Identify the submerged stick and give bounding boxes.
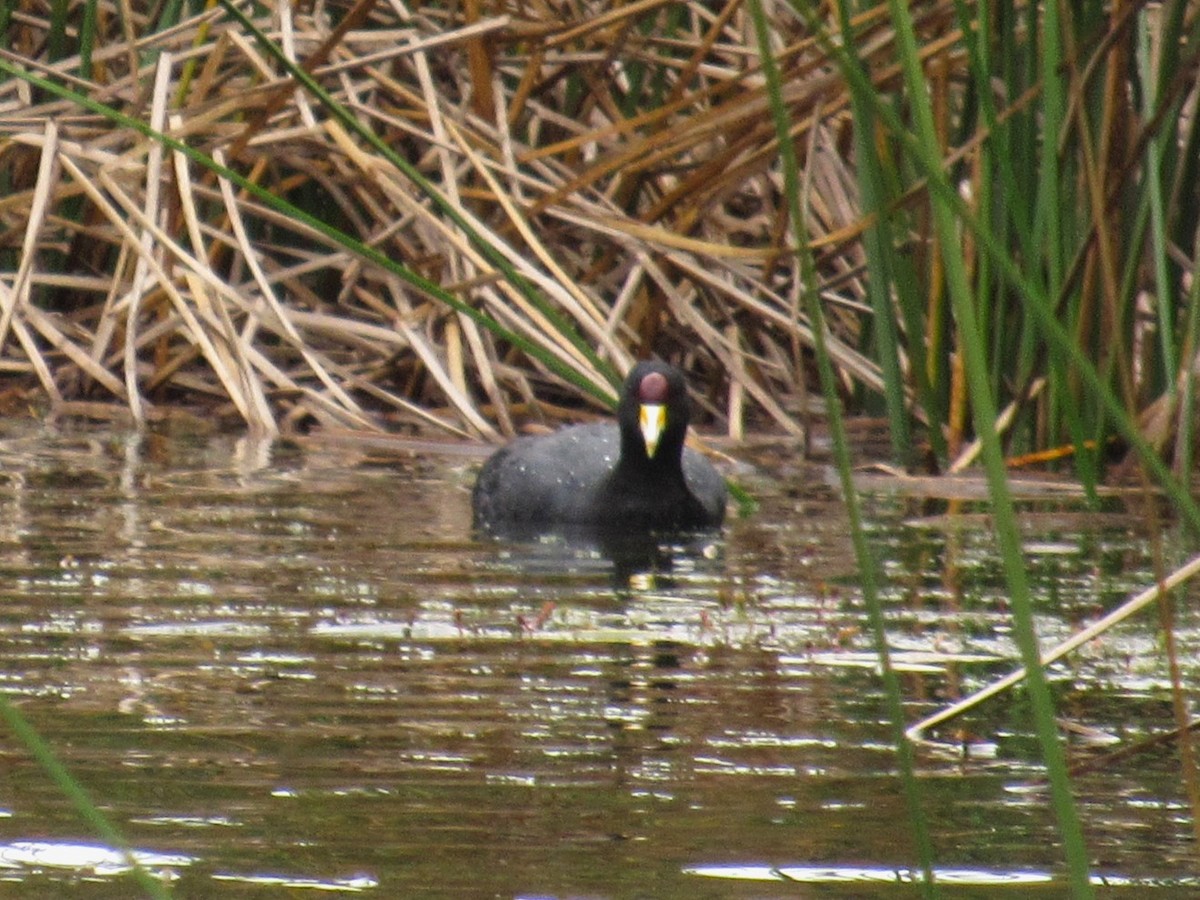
[906,552,1200,742]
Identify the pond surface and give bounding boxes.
[0,421,1197,898]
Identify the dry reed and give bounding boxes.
[0,0,892,439]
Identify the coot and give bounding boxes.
[472,361,727,534]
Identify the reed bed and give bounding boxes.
[2,0,1197,478]
[0,0,883,441]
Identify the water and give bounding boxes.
[0,421,1196,897]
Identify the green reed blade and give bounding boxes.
[749,0,938,895]
[0,695,173,900]
[881,0,1093,892]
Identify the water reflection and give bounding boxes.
[476,523,726,588]
[0,841,193,878]
[0,423,1194,897]
[686,862,1200,890]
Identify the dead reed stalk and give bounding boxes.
[0,1,923,439]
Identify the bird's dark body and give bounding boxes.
[471,362,727,535]
[472,421,725,530]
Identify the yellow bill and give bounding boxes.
[639,403,666,458]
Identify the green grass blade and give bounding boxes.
[0,695,173,899]
[47,0,71,63]
[79,0,99,80]
[882,0,1094,891]
[749,0,938,894]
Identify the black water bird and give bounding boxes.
[472,361,727,535]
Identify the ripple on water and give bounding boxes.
[0,425,1192,896]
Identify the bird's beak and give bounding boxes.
[639,403,666,458]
